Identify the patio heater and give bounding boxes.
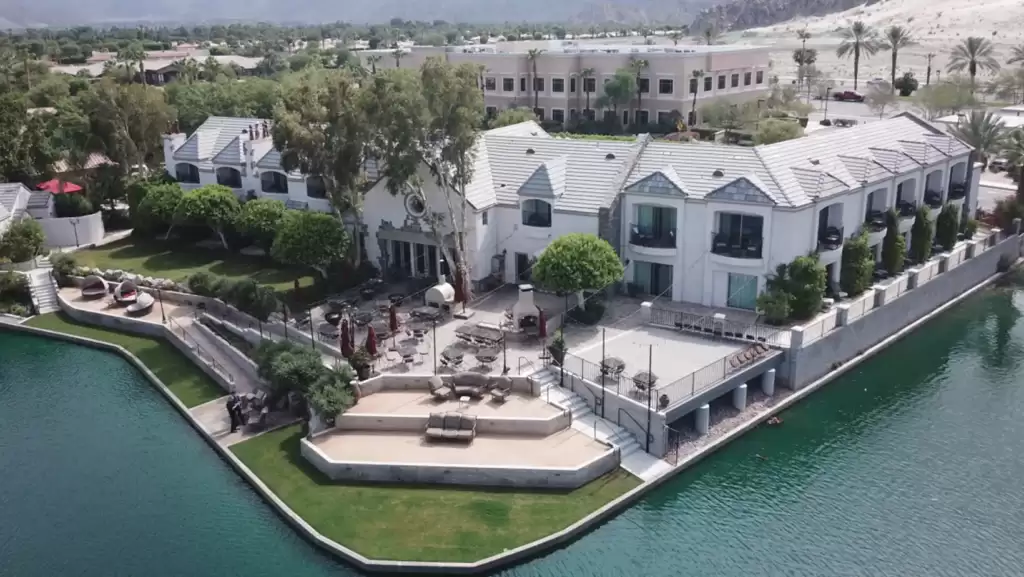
[645,344,653,453]
[432,318,438,375]
[157,289,166,324]
[307,307,315,349]
[502,327,509,375]
[600,328,606,418]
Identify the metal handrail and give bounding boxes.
[168,316,234,384]
[617,406,654,446]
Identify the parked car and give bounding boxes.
[832,90,865,102]
[989,158,1008,172]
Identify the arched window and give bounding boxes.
[521,199,552,228]
[306,176,327,199]
[215,167,242,188]
[260,171,288,194]
[174,163,199,184]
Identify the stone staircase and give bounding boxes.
[529,367,672,481]
[28,270,59,314]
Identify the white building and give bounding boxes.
[162,113,976,311]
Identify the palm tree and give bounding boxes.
[629,57,649,127]
[117,43,147,84]
[366,54,382,75]
[202,56,223,81]
[669,30,684,46]
[596,71,635,132]
[702,25,719,46]
[690,69,705,126]
[881,26,915,93]
[836,21,881,90]
[926,52,936,85]
[581,67,596,119]
[1009,45,1024,65]
[176,58,200,83]
[392,49,404,68]
[951,111,1006,169]
[527,48,543,110]
[1000,128,1024,202]
[797,28,811,53]
[947,37,1000,93]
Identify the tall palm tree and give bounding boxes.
[629,57,649,127]
[947,37,1000,93]
[952,111,1006,168]
[881,26,915,93]
[668,31,683,46]
[797,28,811,53]
[1009,45,1024,66]
[690,69,705,126]
[702,25,719,46]
[527,48,543,110]
[366,54,382,75]
[175,58,200,83]
[117,43,147,84]
[581,67,596,119]
[926,52,936,85]
[391,49,404,68]
[836,21,880,90]
[1000,128,1024,202]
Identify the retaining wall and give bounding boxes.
[335,411,571,436]
[784,233,1022,388]
[300,436,618,489]
[38,211,105,248]
[356,373,538,396]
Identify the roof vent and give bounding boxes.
[810,159,820,165]
[712,169,724,177]
[526,148,535,155]
[605,153,616,160]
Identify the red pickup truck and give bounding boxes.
[832,90,865,102]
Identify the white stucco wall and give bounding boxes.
[499,207,598,282]
[37,211,105,248]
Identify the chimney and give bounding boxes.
[240,129,254,173]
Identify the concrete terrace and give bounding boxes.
[311,428,607,467]
[350,389,558,418]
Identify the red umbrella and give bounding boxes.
[538,309,547,339]
[37,179,83,194]
[340,320,352,358]
[389,304,399,333]
[365,325,378,357]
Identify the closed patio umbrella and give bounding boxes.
[365,325,378,357]
[389,304,399,333]
[340,319,352,358]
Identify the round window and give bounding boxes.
[405,193,426,217]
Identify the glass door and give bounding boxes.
[727,273,759,310]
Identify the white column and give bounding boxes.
[695,404,710,436]
[732,383,747,411]
[762,369,776,396]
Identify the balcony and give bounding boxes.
[947,182,967,201]
[710,232,763,263]
[897,200,917,232]
[628,224,677,256]
[864,210,887,244]
[816,226,844,263]
[924,190,943,210]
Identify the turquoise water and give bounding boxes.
[4,285,1024,576]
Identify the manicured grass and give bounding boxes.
[26,312,225,408]
[74,238,316,294]
[231,425,641,563]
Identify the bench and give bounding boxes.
[425,412,477,442]
[448,371,492,398]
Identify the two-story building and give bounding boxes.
[162,113,976,312]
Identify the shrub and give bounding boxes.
[53,193,95,218]
[0,271,31,304]
[881,209,906,275]
[840,231,874,296]
[962,218,979,239]
[51,253,78,287]
[756,290,791,325]
[187,271,217,296]
[894,72,919,96]
[101,209,132,231]
[0,302,31,316]
[787,255,827,320]
[935,204,960,251]
[547,332,567,365]
[910,206,934,263]
[0,218,46,263]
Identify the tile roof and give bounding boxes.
[627,141,782,202]
[172,116,265,166]
[0,183,28,214]
[518,156,568,198]
[26,190,51,209]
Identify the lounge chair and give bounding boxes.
[449,372,491,398]
[125,292,155,316]
[80,275,108,299]
[424,412,477,441]
[489,376,512,403]
[428,375,451,401]
[113,280,139,306]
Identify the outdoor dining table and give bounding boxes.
[324,311,343,326]
[317,322,340,340]
[411,306,442,321]
[475,348,499,366]
[352,311,373,327]
[601,357,626,376]
[632,371,658,392]
[391,345,418,363]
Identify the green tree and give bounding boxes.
[488,107,537,128]
[951,110,1005,168]
[787,255,827,320]
[273,69,369,264]
[935,204,960,252]
[532,233,624,296]
[0,218,46,263]
[580,67,596,118]
[306,366,357,418]
[116,42,146,84]
[700,100,754,141]
[756,289,791,325]
[999,128,1024,202]
[947,36,1000,93]
[237,198,287,254]
[271,210,349,279]
[909,205,934,263]
[174,185,241,250]
[840,231,874,296]
[881,26,915,93]
[83,79,173,176]
[836,21,881,90]
[755,118,804,144]
[628,57,650,125]
[596,70,636,131]
[0,93,57,183]
[526,48,543,110]
[690,69,704,125]
[865,82,898,118]
[135,183,183,235]
[911,78,977,119]
[881,209,906,275]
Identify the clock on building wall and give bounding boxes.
[405,193,427,217]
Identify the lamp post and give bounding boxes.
[157,288,166,324]
[823,85,833,121]
[432,318,438,375]
[502,327,509,375]
[600,327,606,418]
[307,307,315,349]
[69,217,80,247]
[645,344,653,453]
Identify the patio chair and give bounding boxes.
[450,372,490,398]
[489,376,512,403]
[428,376,451,401]
[80,275,108,299]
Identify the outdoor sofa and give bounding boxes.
[80,275,108,299]
[425,412,477,442]
[448,372,491,398]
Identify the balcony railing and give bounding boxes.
[817,226,844,252]
[924,190,943,209]
[897,200,917,218]
[947,182,967,200]
[711,232,763,259]
[864,210,886,231]
[629,224,676,249]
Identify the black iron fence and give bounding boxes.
[648,306,788,347]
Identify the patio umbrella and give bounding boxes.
[453,267,466,305]
[37,179,83,194]
[537,309,547,339]
[389,304,399,333]
[340,319,352,358]
[365,325,378,357]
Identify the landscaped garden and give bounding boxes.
[26,312,225,408]
[230,425,641,563]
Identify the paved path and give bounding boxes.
[188,396,299,448]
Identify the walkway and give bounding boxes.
[188,396,299,448]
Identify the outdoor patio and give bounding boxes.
[348,389,559,418]
[58,286,188,325]
[310,428,608,467]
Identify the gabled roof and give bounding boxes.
[868,147,918,172]
[518,156,567,198]
[172,116,264,164]
[706,176,776,205]
[0,183,29,216]
[211,135,245,166]
[789,166,849,200]
[624,167,687,196]
[837,155,892,185]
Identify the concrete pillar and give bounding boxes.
[762,369,776,396]
[695,404,710,435]
[906,267,920,289]
[732,384,747,411]
[835,303,851,326]
[939,253,950,274]
[872,284,886,307]
[966,240,978,259]
[641,301,652,323]
[789,326,805,350]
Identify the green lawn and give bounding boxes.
[74,238,317,297]
[26,312,225,408]
[231,426,641,563]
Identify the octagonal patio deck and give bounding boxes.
[349,389,559,418]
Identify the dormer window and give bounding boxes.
[522,199,552,228]
[216,167,242,188]
[260,171,288,194]
[175,163,199,184]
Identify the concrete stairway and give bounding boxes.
[529,367,673,481]
[28,271,59,314]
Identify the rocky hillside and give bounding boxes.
[692,0,871,32]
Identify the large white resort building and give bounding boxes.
[162,113,977,311]
[356,42,772,127]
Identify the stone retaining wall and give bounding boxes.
[335,411,571,437]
